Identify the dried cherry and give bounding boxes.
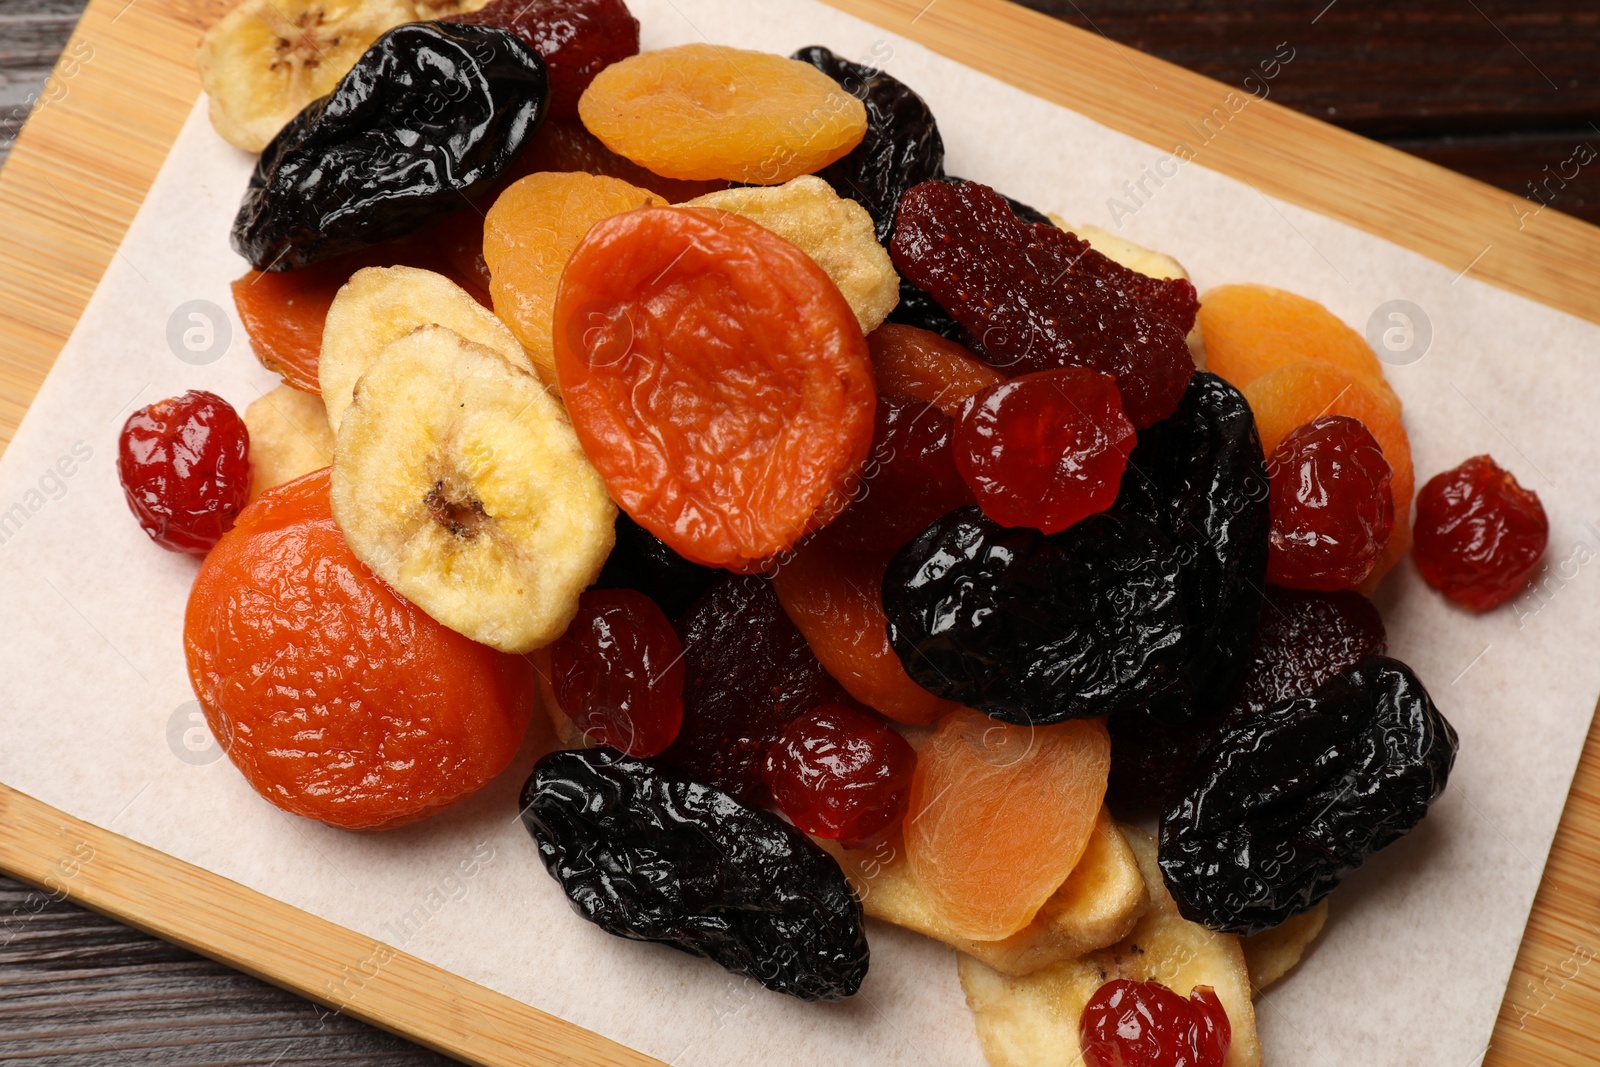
[1266,415,1395,590]
[1160,657,1457,934]
[233,24,550,271]
[883,506,1189,723]
[551,589,684,758]
[654,575,853,804]
[763,704,916,847]
[1080,980,1231,1067]
[118,390,252,554]
[446,0,638,119]
[889,179,1198,427]
[1414,455,1548,610]
[520,748,868,999]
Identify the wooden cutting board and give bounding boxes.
[1,0,1598,1062]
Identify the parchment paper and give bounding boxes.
[3,1,1599,1063]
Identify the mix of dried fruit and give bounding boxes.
[117,0,1540,1053]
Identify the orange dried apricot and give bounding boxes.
[553,206,876,570]
[1199,284,1399,410]
[485,172,666,384]
[771,539,961,727]
[578,44,868,185]
[866,323,1006,418]
[511,117,729,202]
[905,711,1111,941]
[183,468,534,831]
[1242,361,1414,589]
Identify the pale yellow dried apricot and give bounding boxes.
[578,44,867,184]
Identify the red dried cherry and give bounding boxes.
[551,588,684,757]
[763,704,916,847]
[955,368,1135,533]
[1414,454,1548,610]
[447,0,640,119]
[117,390,251,555]
[1266,415,1394,590]
[1080,979,1231,1067]
[818,394,972,553]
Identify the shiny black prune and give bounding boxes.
[653,575,852,803]
[887,279,965,340]
[1115,371,1270,721]
[595,513,720,620]
[793,45,945,246]
[521,749,868,1000]
[883,506,1189,723]
[1159,657,1456,935]
[233,23,549,271]
[1107,585,1387,814]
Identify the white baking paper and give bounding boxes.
[3,2,1599,1063]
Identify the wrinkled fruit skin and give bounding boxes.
[763,704,916,847]
[447,0,638,119]
[118,390,252,554]
[1080,980,1232,1067]
[1414,454,1548,610]
[1107,585,1387,815]
[233,24,550,271]
[884,506,1189,723]
[1115,372,1269,721]
[1266,415,1395,591]
[1160,657,1457,934]
[594,513,721,621]
[551,588,684,758]
[520,749,868,1000]
[654,575,853,803]
[793,45,945,245]
[890,179,1198,428]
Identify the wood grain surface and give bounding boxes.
[1,0,1599,1063]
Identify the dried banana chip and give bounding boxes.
[243,384,336,501]
[1243,899,1329,991]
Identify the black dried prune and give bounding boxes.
[1159,657,1456,935]
[793,45,945,245]
[595,513,720,620]
[1116,371,1269,720]
[521,749,868,1000]
[653,575,852,803]
[883,506,1189,723]
[887,279,965,341]
[233,23,549,271]
[1107,585,1387,814]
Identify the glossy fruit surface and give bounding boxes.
[771,539,959,726]
[118,390,252,554]
[183,468,534,830]
[553,207,876,570]
[956,367,1135,533]
[763,704,917,846]
[446,0,638,119]
[866,323,1005,418]
[905,710,1110,940]
[510,117,729,202]
[1079,979,1231,1067]
[578,43,867,183]
[819,393,971,553]
[551,588,684,757]
[1266,415,1394,590]
[1414,454,1548,609]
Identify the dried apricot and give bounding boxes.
[484,172,666,383]
[553,206,876,570]
[183,468,534,831]
[771,538,961,727]
[687,176,899,333]
[1199,284,1399,410]
[578,44,867,184]
[866,323,1005,417]
[510,117,729,202]
[905,710,1111,940]
[1242,362,1414,589]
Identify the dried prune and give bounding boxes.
[890,179,1198,427]
[793,46,945,245]
[654,575,853,803]
[1159,657,1457,935]
[1107,585,1386,814]
[883,506,1189,723]
[233,23,550,271]
[520,749,868,999]
[1115,372,1269,719]
[886,279,965,340]
[594,513,721,621]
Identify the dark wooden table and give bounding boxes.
[1,0,1596,1060]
